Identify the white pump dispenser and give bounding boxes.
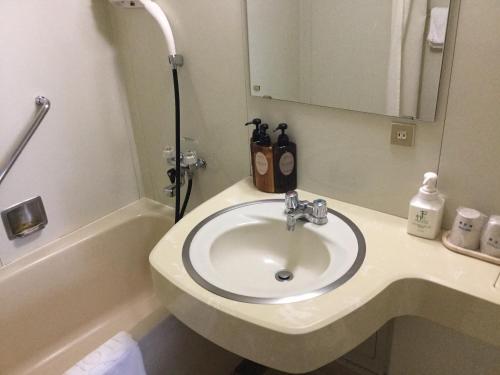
[407,172,445,239]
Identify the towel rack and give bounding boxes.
[0,96,51,186]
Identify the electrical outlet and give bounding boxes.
[391,123,415,147]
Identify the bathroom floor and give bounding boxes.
[265,362,361,375]
[264,362,359,375]
[142,315,365,375]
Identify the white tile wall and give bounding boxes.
[0,0,139,265]
[109,0,250,211]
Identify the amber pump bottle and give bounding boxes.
[273,123,297,193]
[252,124,275,192]
[245,118,261,185]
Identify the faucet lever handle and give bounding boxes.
[312,199,328,219]
[285,191,299,210]
[163,146,176,165]
[167,168,176,183]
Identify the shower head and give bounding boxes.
[109,0,180,63]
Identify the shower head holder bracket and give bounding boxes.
[169,54,184,68]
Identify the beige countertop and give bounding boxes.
[150,178,500,374]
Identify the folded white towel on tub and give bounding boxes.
[64,332,146,375]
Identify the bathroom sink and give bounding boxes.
[150,180,500,373]
[183,199,365,304]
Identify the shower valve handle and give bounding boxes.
[167,168,176,183]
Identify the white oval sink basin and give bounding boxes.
[183,200,365,304]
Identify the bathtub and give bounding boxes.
[0,198,173,375]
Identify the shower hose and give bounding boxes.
[172,67,191,223]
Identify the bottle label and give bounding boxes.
[486,237,500,250]
[408,208,438,236]
[255,152,268,175]
[279,152,294,176]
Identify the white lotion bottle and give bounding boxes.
[407,172,445,239]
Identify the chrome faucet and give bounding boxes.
[285,191,328,231]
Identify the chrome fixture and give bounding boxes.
[1,197,48,240]
[168,54,184,69]
[163,146,206,198]
[285,191,328,231]
[275,269,294,282]
[0,96,50,187]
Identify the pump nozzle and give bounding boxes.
[245,118,262,127]
[273,123,288,134]
[421,172,438,194]
[245,118,262,143]
[258,124,271,146]
[273,123,290,147]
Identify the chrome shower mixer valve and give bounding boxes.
[163,146,206,197]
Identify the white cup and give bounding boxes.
[480,216,500,258]
[448,207,488,250]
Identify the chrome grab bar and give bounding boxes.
[0,96,51,186]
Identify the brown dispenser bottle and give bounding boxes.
[273,123,297,193]
[252,124,275,192]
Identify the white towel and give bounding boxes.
[386,0,426,118]
[427,7,449,49]
[64,332,147,375]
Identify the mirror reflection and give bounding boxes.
[247,0,451,121]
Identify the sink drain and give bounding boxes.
[275,270,294,282]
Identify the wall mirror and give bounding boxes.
[246,0,452,121]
